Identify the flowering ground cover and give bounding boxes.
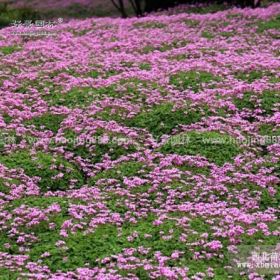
[0,3,279,279]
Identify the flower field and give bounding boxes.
[0,3,279,279]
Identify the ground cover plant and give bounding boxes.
[0,2,279,279]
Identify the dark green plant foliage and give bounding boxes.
[139,63,152,70]
[29,215,186,272]
[184,19,200,27]
[24,113,65,133]
[0,3,40,28]
[87,70,99,78]
[126,103,203,138]
[105,192,129,214]
[170,70,220,92]
[0,45,21,55]
[0,197,73,259]
[170,53,188,61]
[0,151,84,192]
[176,164,211,175]
[7,196,75,210]
[93,107,129,123]
[160,131,241,165]
[220,31,234,38]
[269,75,280,83]
[261,90,280,114]
[134,21,166,29]
[240,220,280,246]
[141,40,188,54]
[42,3,122,19]
[259,124,280,137]
[39,79,151,106]
[186,4,228,14]
[43,87,99,108]
[0,268,20,279]
[0,178,21,194]
[2,113,13,124]
[233,90,279,115]
[201,31,215,39]
[258,15,280,32]
[88,161,145,185]
[234,70,279,84]
[259,188,280,210]
[235,70,264,83]
[233,92,255,110]
[60,129,137,164]
[41,84,115,107]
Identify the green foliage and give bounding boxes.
[0,177,21,194]
[139,63,152,71]
[87,70,99,78]
[0,130,23,152]
[0,3,40,28]
[24,113,65,133]
[170,70,220,92]
[29,215,185,272]
[118,79,151,103]
[134,21,166,29]
[189,218,211,233]
[227,13,242,19]
[93,107,129,123]
[105,192,129,214]
[120,61,134,68]
[259,124,280,137]
[186,4,228,14]
[2,113,13,124]
[233,90,279,115]
[201,31,215,39]
[184,19,200,27]
[261,90,280,114]
[176,164,211,175]
[170,53,188,61]
[257,15,280,32]
[240,221,280,246]
[141,40,188,54]
[269,75,280,83]
[0,196,73,260]
[0,151,84,192]
[88,161,145,185]
[160,131,241,165]
[235,70,264,83]
[43,87,98,108]
[43,81,151,107]
[220,31,234,38]
[235,70,279,84]
[0,45,21,55]
[233,92,255,110]
[42,3,120,19]
[0,268,20,279]
[40,83,116,106]
[259,188,280,210]
[126,103,203,137]
[8,196,73,209]
[60,129,137,164]
[28,223,120,272]
[141,45,156,54]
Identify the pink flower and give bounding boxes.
[205,240,223,251]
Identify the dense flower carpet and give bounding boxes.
[0,3,279,279]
